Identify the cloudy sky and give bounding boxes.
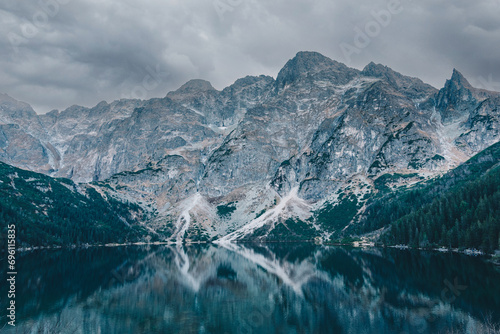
[1,0,499,113]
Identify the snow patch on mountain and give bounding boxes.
[215,187,311,243]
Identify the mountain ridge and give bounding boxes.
[1,51,499,244]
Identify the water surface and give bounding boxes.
[2,244,500,333]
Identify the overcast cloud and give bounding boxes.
[1,0,499,113]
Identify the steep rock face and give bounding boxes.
[436,69,475,124]
[167,76,274,127]
[290,79,440,201]
[0,93,54,171]
[58,98,219,182]
[436,69,495,123]
[0,93,46,137]
[38,99,146,177]
[435,69,500,157]
[1,51,499,242]
[455,95,500,155]
[0,124,49,168]
[276,51,359,89]
[361,62,437,101]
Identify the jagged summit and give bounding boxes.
[361,61,407,84]
[166,79,217,102]
[361,61,437,99]
[174,79,216,93]
[439,68,498,96]
[448,69,473,89]
[230,75,274,88]
[0,93,34,109]
[361,61,388,74]
[0,93,38,120]
[360,62,411,81]
[282,51,336,70]
[436,69,480,123]
[275,51,359,88]
[1,51,500,244]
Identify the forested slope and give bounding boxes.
[353,141,500,252]
[0,162,152,248]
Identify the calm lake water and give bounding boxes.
[1,244,500,334]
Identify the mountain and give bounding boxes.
[0,161,153,248]
[348,141,500,251]
[382,159,500,252]
[1,51,499,245]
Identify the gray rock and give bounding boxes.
[1,51,499,242]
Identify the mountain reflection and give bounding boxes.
[2,244,500,333]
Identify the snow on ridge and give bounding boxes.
[172,193,216,244]
[430,107,470,167]
[215,187,310,243]
[173,193,202,244]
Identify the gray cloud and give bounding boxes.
[0,0,499,113]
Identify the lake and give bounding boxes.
[1,244,500,333]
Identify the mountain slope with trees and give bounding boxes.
[1,52,499,243]
[351,141,500,252]
[0,162,152,248]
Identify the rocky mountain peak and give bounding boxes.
[436,69,478,123]
[173,79,216,93]
[281,51,334,71]
[1,52,500,244]
[230,75,274,89]
[361,61,404,86]
[361,62,390,76]
[0,93,35,110]
[275,51,358,89]
[444,69,474,91]
[166,79,217,102]
[0,93,38,120]
[361,62,437,100]
[449,69,472,89]
[95,100,109,108]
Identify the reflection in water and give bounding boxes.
[219,242,320,296]
[171,244,203,292]
[2,244,500,333]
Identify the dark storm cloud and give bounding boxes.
[0,0,499,113]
